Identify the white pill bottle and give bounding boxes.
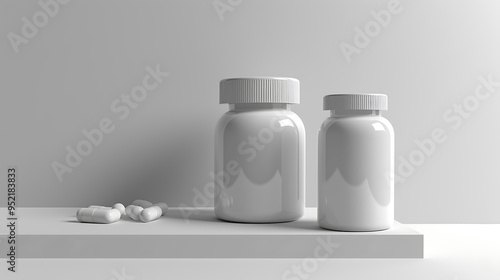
[318,94,394,231]
[215,77,305,223]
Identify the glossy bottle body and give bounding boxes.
[215,104,305,223]
[318,110,394,231]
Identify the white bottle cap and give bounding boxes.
[220,77,300,104]
[323,93,388,111]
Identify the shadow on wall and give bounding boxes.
[68,121,213,208]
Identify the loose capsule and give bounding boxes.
[152,202,168,216]
[140,206,163,222]
[125,205,134,216]
[89,205,111,209]
[112,203,126,216]
[76,208,121,224]
[126,205,143,221]
[89,203,125,216]
[132,199,153,208]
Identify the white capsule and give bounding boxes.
[89,203,125,216]
[88,205,111,209]
[152,202,168,216]
[76,208,121,224]
[126,205,144,221]
[140,206,163,222]
[112,203,126,216]
[132,199,153,208]
[125,205,134,216]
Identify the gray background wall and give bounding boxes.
[1,0,499,223]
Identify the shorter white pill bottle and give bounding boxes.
[215,77,305,223]
[318,94,394,231]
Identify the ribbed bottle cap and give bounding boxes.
[323,93,388,110]
[220,77,300,104]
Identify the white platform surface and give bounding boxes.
[0,207,422,258]
[0,209,500,280]
[0,224,499,279]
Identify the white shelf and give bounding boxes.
[0,207,423,258]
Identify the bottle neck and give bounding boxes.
[229,103,291,111]
[330,109,381,117]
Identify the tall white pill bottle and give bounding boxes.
[318,94,394,231]
[215,77,305,223]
